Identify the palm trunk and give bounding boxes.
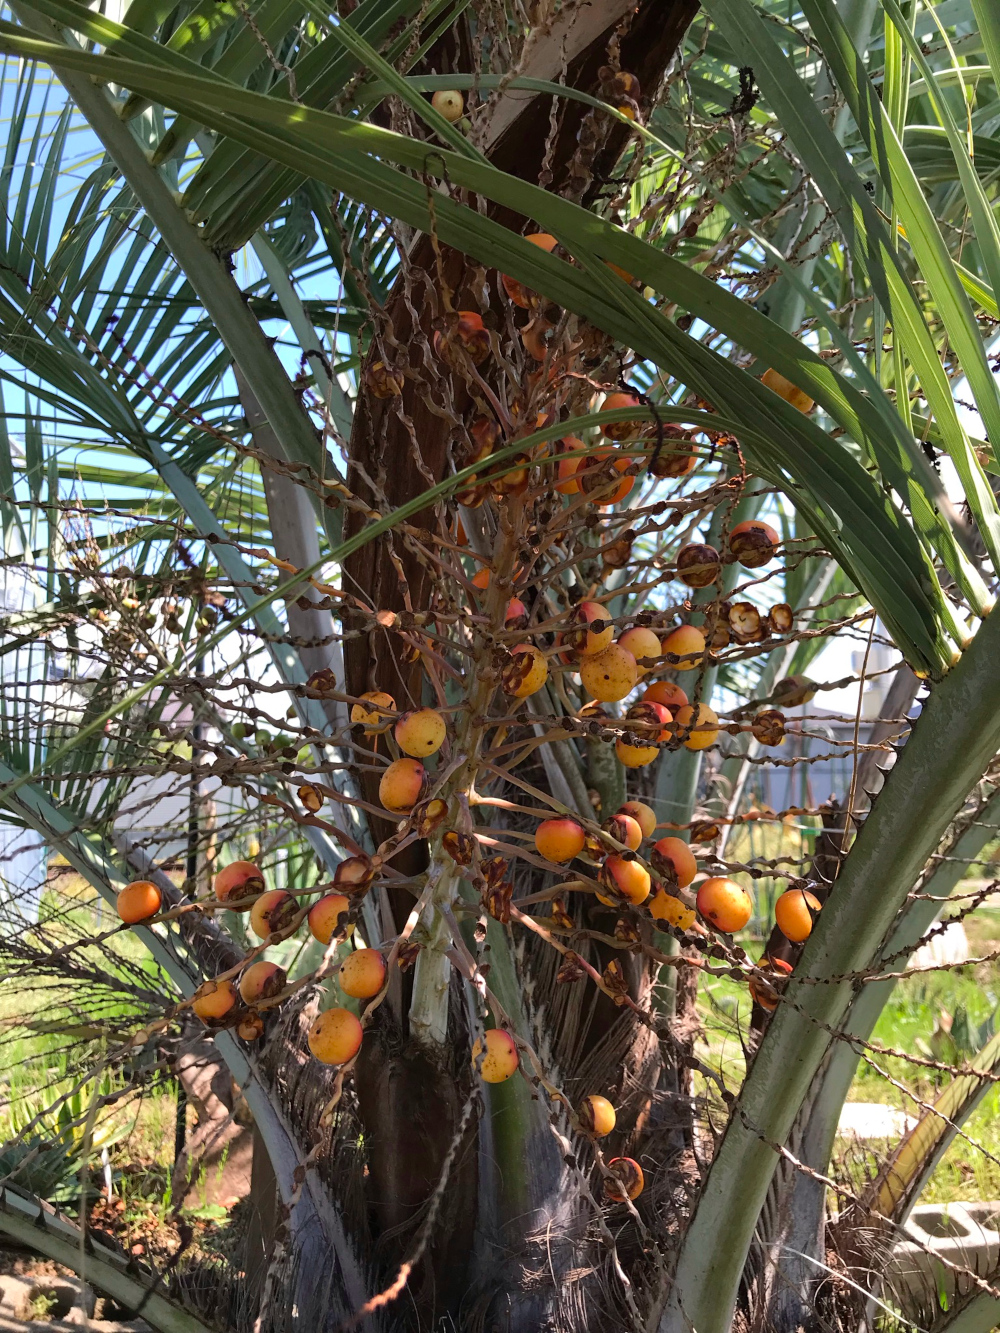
[341,5,698,1321]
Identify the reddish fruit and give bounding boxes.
[308,893,352,945]
[579,1094,616,1137]
[566,601,614,658]
[580,644,638,702]
[600,392,644,441]
[472,566,491,592]
[730,519,780,569]
[761,366,814,414]
[602,813,642,851]
[505,598,529,629]
[502,644,548,697]
[676,542,721,589]
[643,680,688,710]
[660,625,706,672]
[214,861,264,908]
[351,690,395,733]
[501,232,558,308]
[649,889,696,931]
[191,979,238,1022]
[116,880,161,924]
[625,700,672,741]
[434,310,490,368]
[605,1157,644,1201]
[249,889,299,940]
[749,957,794,1012]
[379,758,427,813]
[339,948,387,999]
[617,626,662,676]
[577,448,634,506]
[650,837,697,888]
[239,960,286,1005]
[598,855,651,905]
[696,877,752,933]
[555,437,584,494]
[774,888,822,943]
[308,1007,363,1065]
[473,1028,519,1083]
[521,317,554,361]
[535,818,586,863]
[674,703,719,751]
[395,708,447,758]
[618,801,656,839]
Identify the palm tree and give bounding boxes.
[1,1,1000,1330]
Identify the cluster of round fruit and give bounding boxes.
[115,859,383,1066]
[475,1037,642,1200]
[532,800,749,934]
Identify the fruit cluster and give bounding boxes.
[112,204,825,1212]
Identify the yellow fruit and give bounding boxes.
[350,690,396,733]
[116,880,161,924]
[616,738,659,768]
[308,1007,363,1065]
[535,818,586,863]
[761,366,814,414]
[580,644,638,702]
[579,1094,616,1137]
[598,854,651,905]
[673,703,719,751]
[774,888,822,943]
[379,757,427,813]
[191,979,237,1021]
[339,948,387,999]
[566,601,614,657]
[618,801,656,839]
[503,644,548,697]
[308,893,353,945]
[649,889,696,931]
[617,627,662,676]
[696,877,752,933]
[660,625,706,672]
[395,708,447,757]
[431,89,464,122]
[249,889,298,940]
[473,1028,519,1083]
